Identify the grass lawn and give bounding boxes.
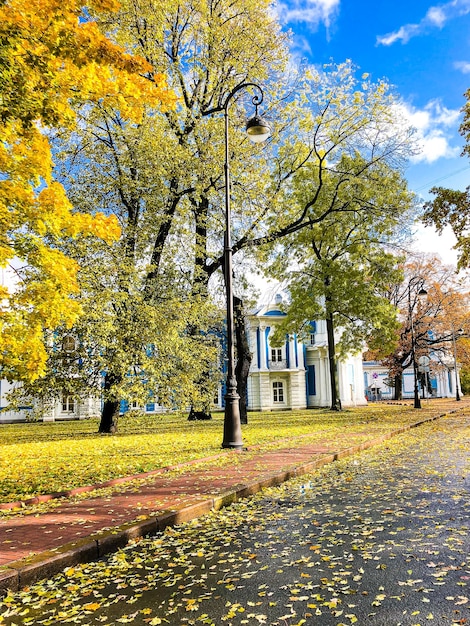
[0,398,467,504]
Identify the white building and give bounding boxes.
[0,379,101,423]
[0,295,369,422]
[245,296,367,411]
[0,380,31,423]
[363,360,461,401]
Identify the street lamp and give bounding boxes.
[452,326,464,401]
[408,281,427,409]
[206,83,270,449]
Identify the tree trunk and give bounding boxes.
[393,373,403,400]
[188,406,212,420]
[326,312,342,411]
[186,327,213,421]
[234,296,251,425]
[186,200,213,421]
[98,372,121,433]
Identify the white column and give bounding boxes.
[297,339,305,370]
[288,335,295,369]
[260,325,268,370]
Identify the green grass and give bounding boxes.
[0,399,466,504]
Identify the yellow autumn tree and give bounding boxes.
[0,0,176,381]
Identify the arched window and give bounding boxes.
[61,392,75,413]
[62,335,76,353]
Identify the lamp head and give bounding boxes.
[246,114,271,143]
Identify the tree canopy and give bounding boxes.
[0,0,175,382]
[4,0,420,428]
[263,153,413,409]
[368,255,470,399]
[423,84,470,269]
[30,0,290,429]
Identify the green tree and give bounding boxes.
[28,0,288,431]
[12,234,222,428]
[265,155,410,410]
[423,187,470,269]
[43,9,417,430]
[229,63,416,417]
[422,84,470,269]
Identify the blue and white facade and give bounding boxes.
[0,378,101,423]
[363,360,461,401]
[246,302,307,411]
[0,296,369,422]
[245,297,367,410]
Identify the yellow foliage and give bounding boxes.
[0,0,176,382]
[1,322,49,380]
[0,403,447,503]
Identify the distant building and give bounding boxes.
[363,360,461,401]
[0,378,101,423]
[245,296,366,411]
[3,294,460,423]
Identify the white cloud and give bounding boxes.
[289,34,314,56]
[396,100,461,163]
[413,224,458,266]
[275,0,340,29]
[426,6,447,26]
[377,24,419,46]
[455,60,470,73]
[377,0,470,46]
[418,134,457,162]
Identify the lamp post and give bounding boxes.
[408,281,427,409]
[206,84,270,449]
[452,326,464,401]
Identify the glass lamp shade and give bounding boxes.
[246,115,271,143]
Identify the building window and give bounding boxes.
[62,335,77,367]
[61,393,75,413]
[62,336,76,352]
[309,333,315,345]
[271,348,283,362]
[273,381,284,403]
[307,365,316,396]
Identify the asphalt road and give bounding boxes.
[1,412,470,625]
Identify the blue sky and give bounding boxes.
[276,0,470,264]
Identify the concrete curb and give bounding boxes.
[0,408,463,596]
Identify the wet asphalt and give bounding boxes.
[1,412,469,625]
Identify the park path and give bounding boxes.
[1,398,470,595]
